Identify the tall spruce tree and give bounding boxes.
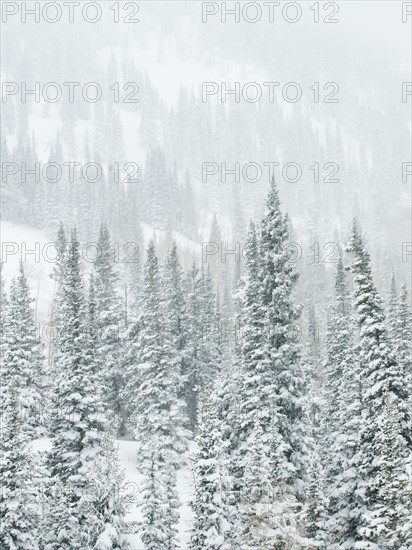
[0,262,44,437]
[346,220,411,546]
[386,272,398,336]
[125,241,186,550]
[237,181,310,547]
[361,390,411,549]
[237,222,271,473]
[240,416,276,550]
[49,221,67,372]
[184,263,221,429]
[0,263,8,336]
[190,394,235,550]
[0,265,8,436]
[208,212,224,296]
[0,381,40,549]
[160,243,190,548]
[322,257,362,548]
[78,427,131,549]
[258,179,308,492]
[48,228,105,492]
[161,243,187,395]
[93,223,123,433]
[394,284,412,411]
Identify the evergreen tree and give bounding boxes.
[359,390,411,549]
[184,264,221,429]
[323,257,362,548]
[210,324,243,519]
[93,223,123,433]
[304,441,327,547]
[208,212,224,296]
[159,243,190,549]
[139,455,169,550]
[41,480,82,550]
[0,263,8,334]
[161,243,187,390]
[88,273,98,356]
[394,284,412,411]
[49,221,67,371]
[0,265,8,437]
[0,380,40,549]
[240,418,312,550]
[258,179,308,492]
[386,272,398,337]
[0,264,9,437]
[346,220,411,447]
[240,417,274,549]
[0,262,44,437]
[190,395,234,550]
[346,220,411,546]
[237,181,310,547]
[48,228,105,492]
[79,427,131,549]
[237,222,270,472]
[125,241,186,550]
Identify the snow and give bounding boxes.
[140,221,201,259]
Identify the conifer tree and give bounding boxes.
[208,212,223,294]
[239,181,307,486]
[394,284,412,410]
[190,395,234,550]
[258,179,308,492]
[93,223,123,432]
[159,243,190,548]
[237,181,310,547]
[237,222,270,470]
[0,262,44,437]
[304,441,327,546]
[386,272,398,337]
[184,264,221,429]
[0,263,8,333]
[79,427,131,549]
[240,417,274,549]
[0,381,40,549]
[346,220,411,449]
[346,220,411,545]
[161,243,187,389]
[41,479,82,550]
[0,265,8,437]
[359,391,411,549]
[125,241,187,550]
[49,221,67,371]
[48,228,105,492]
[323,257,362,548]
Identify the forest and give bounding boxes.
[1,2,411,549]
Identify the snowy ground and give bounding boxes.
[33,438,196,549]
